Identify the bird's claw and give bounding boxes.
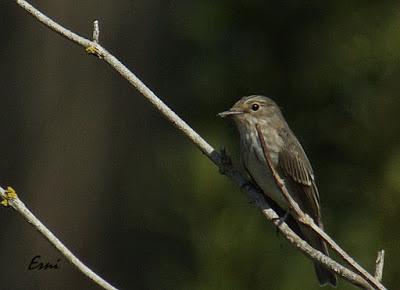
[273,212,289,237]
[219,147,232,175]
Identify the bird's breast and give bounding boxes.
[240,130,288,210]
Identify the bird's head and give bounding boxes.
[219,95,281,127]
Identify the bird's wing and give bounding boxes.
[277,134,321,223]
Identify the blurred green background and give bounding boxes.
[1,1,399,289]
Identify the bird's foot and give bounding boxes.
[273,212,289,236]
[242,183,266,208]
[218,147,232,175]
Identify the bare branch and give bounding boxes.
[0,187,118,290]
[245,185,373,290]
[255,124,386,290]
[375,250,385,282]
[11,0,386,289]
[93,20,100,43]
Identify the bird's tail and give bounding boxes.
[301,225,337,287]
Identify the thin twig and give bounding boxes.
[93,20,100,43]
[12,0,385,289]
[255,124,386,290]
[0,186,118,290]
[375,250,385,282]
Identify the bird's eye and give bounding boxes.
[251,103,260,111]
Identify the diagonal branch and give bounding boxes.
[0,186,118,290]
[241,184,373,289]
[10,0,384,289]
[255,124,386,290]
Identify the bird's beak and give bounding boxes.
[218,109,244,118]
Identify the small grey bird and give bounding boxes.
[219,95,337,287]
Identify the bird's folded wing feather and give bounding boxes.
[278,141,321,223]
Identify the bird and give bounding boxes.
[219,95,337,287]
